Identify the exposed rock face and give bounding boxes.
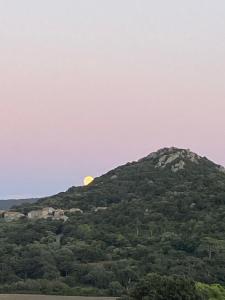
[155,153,181,168]
[94,207,108,212]
[218,166,225,173]
[69,208,83,214]
[171,160,185,173]
[144,147,201,172]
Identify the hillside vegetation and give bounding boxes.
[1,147,225,297]
[0,198,37,210]
[0,296,115,300]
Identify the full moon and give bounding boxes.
[83,176,94,186]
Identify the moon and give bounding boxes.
[83,176,94,186]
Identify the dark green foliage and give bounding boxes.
[1,148,225,295]
[129,273,205,300]
[197,282,225,300]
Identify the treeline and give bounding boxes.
[122,274,225,300]
[1,273,225,299]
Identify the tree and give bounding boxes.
[130,273,205,300]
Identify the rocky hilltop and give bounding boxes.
[142,147,201,170]
[18,147,225,211]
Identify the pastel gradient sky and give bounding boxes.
[1,0,225,198]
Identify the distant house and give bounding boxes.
[53,209,64,219]
[28,207,55,220]
[42,207,55,215]
[27,207,68,222]
[2,206,69,222]
[53,209,68,222]
[27,210,43,219]
[4,211,25,222]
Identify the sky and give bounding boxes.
[0,0,225,198]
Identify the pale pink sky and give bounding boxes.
[0,0,225,198]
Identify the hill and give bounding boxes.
[1,147,225,296]
[0,198,38,210]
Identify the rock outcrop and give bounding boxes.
[143,147,201,172]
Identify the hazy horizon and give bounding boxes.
[1,0,225,198]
